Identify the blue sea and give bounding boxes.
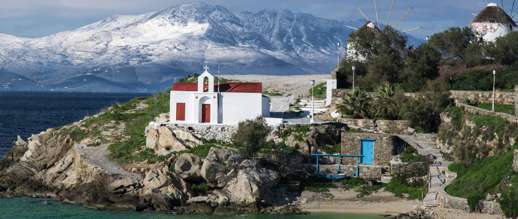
[0,92,383,219]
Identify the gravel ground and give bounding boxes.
[221,74,330,97]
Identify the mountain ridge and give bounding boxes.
[0,3,418,93]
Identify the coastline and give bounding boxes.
[299,189,420,216]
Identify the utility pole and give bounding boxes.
[337,42,341,69]
[310,80,315,124]
[492,69,496,112]
[352,65,356,92]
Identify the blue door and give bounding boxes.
[361,139,375,165]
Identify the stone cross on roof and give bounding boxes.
[203,65,209,73]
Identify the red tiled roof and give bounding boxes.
[172,82,262,93]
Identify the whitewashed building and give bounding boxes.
[471,3,516,43]
[169,66,270,126]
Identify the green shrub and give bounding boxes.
[232,118,271,159]
[467,193,485,212]
[445,152,513,199]
[477,103,515,115]
[191,183,209,196]
[385,177,427,200]
[499,182,518,218]
[309,82,326,99]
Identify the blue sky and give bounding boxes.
[1,0,516,38]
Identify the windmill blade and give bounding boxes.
[402,26,422,33]
[511,0,517,18]
[345,25,359,30]
[386,0,396,26]
[373,0,380,27]
[358,7,372,22]
[400,6,414,22]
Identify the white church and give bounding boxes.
[169,66,271,126]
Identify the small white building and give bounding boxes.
[471,3,516,43]
[169,66,270,126]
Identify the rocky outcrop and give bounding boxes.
[174,153,202,181]
[513,149,518,173]
[145,124,202,155]
[200,147,240,188]
[224,160,279,205]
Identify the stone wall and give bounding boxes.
[319,164,384,180]
[338,118,411,134]
[456,102,518,124]
[334,88,517,106]
[438,191,503,215]
[341,132,396,166]
[450,90,515,104]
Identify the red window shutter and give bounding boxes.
[176,103,186,121]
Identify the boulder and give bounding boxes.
[174,153,202,180]
[200,147,240,188]
[141,165,187,210]
[514,149,518,173]
[223,160,279,205]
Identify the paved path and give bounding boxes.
[397,134,452,208]
[75,144,141,181]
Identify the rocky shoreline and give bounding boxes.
[0,98,312,215]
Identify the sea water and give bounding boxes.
[0,92,383,219]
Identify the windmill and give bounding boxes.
[343,0,422,62]
[471,1,517,42]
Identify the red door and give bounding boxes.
[201,104,210,123]
[176,103,185,121]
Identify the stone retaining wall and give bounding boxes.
[333,89,517,105]
[173,124,237,142]
[438,191,503,215]
[456,102,518,124]
[450,90,515,104]
[338,118,411,134]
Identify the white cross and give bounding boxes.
[203,65,209,72]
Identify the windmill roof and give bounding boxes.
[472,4,516,26]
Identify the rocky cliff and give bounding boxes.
[0,96,302,213]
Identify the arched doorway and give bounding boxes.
[199,96,211,123]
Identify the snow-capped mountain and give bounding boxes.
[0,3,354,92]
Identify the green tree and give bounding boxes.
[428,27,474,61]
[500,185,518,219]
[492,32,518,65]
[401,81,452,132]
[338,89,372,119]
[401,44,442,91]
[231,118,271,159]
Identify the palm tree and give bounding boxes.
[372,83,400,120]
[338,89,372,119]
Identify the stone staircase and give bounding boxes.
[299,99,327,114]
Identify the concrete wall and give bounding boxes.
[220,92,265,125]
[341,131,395,166]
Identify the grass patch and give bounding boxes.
[445,152,514,201]
[385,177,427,200]
[105,92,170,163]
[302,177,338,193]
[309,82,326,99]
[477,103,515,115]
[400,145,427,163]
